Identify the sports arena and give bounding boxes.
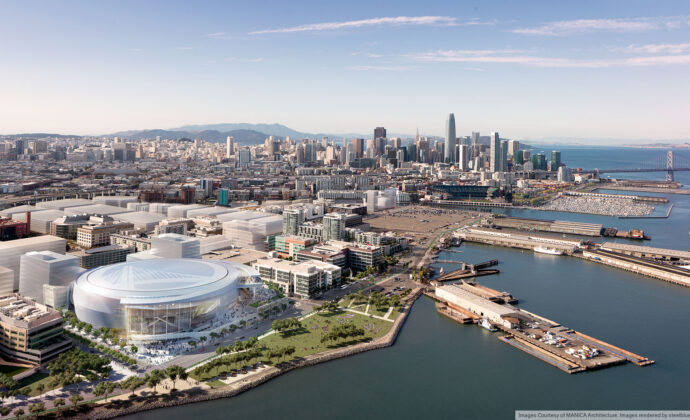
[72,258,262,341]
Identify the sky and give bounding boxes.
[1,0,690,142]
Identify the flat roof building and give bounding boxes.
[0,294,72,365]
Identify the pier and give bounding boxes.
[431,284,653,374]
[455,226,690,287]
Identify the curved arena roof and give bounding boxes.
[74,258,255,305]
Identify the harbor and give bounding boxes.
[430,283,653,374]
[452,227,690,288]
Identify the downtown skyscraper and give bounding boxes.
[490,132,501,172]
[444,113,456,163]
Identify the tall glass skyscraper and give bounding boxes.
[490,132,501,172]
[445,113,456,163]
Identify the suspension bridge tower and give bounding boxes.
[666,150,674,182]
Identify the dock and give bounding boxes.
[430,284,653,374]
[455,226,690,287]
[434,268,500,283]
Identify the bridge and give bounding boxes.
[574,150,690,181]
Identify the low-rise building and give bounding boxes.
[71,244,135,269]
[253,258,341,298]
[77,221,134,248]
[0,294,72,365]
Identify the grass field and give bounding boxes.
[17,372,57,397]
[0,365,28,377]
[260,311,392,359]
[206,379,227,388]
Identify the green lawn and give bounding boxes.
[206,379,227,388]
[0,364,28,377]
[17,372,57,397]
[191,311,394,381]
[261,311,392,359]
[370,306,391,318]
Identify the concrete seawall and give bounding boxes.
[75,288,423,420]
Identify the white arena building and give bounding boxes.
[72,258,263,342]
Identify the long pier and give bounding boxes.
[455,227,690,288]
[431,284,653,374]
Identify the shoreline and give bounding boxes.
[74,288,423,420]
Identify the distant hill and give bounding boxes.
[108,129,269,145]
[0,133,83,139]
[173,123,309,139]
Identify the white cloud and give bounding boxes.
[624,43,690,54]
[410,49,690,68]
[349,65,412,71]
[513,16,690,36]
[175,46,195,51]
[249,16,484,35]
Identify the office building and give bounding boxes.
[490,132,501,172]
[374,127,387,139]
[73,244,135,269]
[76,221,134,249]
[226,136,234,159]
[445,113,456,163]
[282,208,305,236]
[322,212,346,242]
[18,251,81,305]
[0,294,72,365]
[551,150,562,171]
[458,144,469,171]
[0,236,66,291]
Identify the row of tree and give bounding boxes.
[271,317,302,332]
[320,324,365,344]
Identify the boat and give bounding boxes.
[533,246,564,256]
[479,318,497,332]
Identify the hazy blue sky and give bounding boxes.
[1,0,689,141]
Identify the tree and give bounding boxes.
[145,370,164,393]
[199,336,207,344]
[0,407,10,416]
[220,328,228,336]
[28,402,45,418]
[239,320,246,328]
[53,398,66,415]
[13,408,23,418]
[188,340,197,349]
[130,345,138,354]
[35,383,45,395]
[68,393,83,411]
[166,365,185,390]
[210,332,219,340]
[93,381,117,402]
[121,376,145,396]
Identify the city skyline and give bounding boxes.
[2,1,690,141]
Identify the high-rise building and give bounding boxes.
[514,150,525,165]
[490,132,501,172]
[508,140,520,158]
[458,144,469,171]
[282,208,305,236]
[500,140,508,172]
[352,138,364,159]
[226,136,234,159]
[238,149,251,167]
[531,153,547,171]
[322,213,346,242]
[551,150,562,171]
[374,127,387,139]
[444,113,456,163]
